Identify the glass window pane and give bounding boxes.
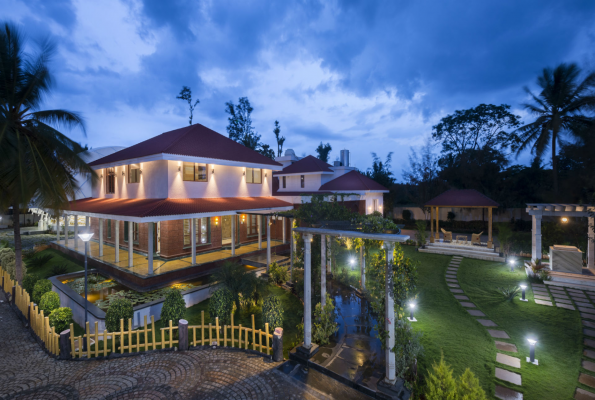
[183,162,195,181]
[196,163,207,182]
[253,168,261,184]
[200,218,208,243]
[107,220,112,239]
[128,164,140,183]
[124,221,129,242]
[246,168,253,183]
[183,219,190,246]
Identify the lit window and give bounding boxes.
[106,168,115,194]
[246,168,262,184]
[373,199,378,212]
[128,164,140,183]
[184,218,211,246]
[248,215,259,236]
[282,176,286,188]
[183,162,208,182]
[124,222,139,243]
[300,175,305,188]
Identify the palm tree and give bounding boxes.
[515,63,595,195]
[0,22,96,284]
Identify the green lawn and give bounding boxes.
[24,248,84,278]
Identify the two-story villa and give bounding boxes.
[53,124,293,290]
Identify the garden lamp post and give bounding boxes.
[78,231,94,350]
[350,257,356,270]
[509,258,515,272]
[408,302,417,322]
[527,338,538,365]
[520,284,527,301]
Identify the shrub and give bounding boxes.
[269,262,289,284]
[529,259,547,273]
[47,264,68,277]
[32,279,53,304]
[22,273,40,295]
[160,289,186,325]
[497,285,520,301]
[39,291,60,314]
[49,307,73,333]
[457,368,487,399]
[426,354,487,400]
[105,298,134,332]
[402,210,413,221]
[262,295,283,332]
[313,293,338,345]
[394,318,423,381]
[447,211,456,222]
[208,287,234,325]
[26,254,54,270]
[415,220,427,247]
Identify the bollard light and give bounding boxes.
[509,258,516,272]
[408,302,417,322]
[520,284,527,301]
[527,338,538,365]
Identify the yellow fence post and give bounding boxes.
[143,316,148,352]
[265,323,270,355]
[103,330,108,357]
[245,327,249,350]
[169,320,173,348]
[120,319,125,354]
[201,311,205,346]
[128,318,133,353]
[94,322,99,357]
[251,314,256,351]
[69,323,75,358]
[208,323,212,346]
[215,317,220,346]
[231,314,235,348]
[86,321,91,358]
[238,324,242,348]
[151,315,156,350]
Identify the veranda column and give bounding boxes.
[266,216,271,271]
[303,233,313,348]
[73,215,78,249]
[128,221,133,268]
[63,214,68,246]
[114,220,120,263]
[282,217,286,244]
[532,215,542,261]
[99,218,104,257]
[148,222,154,275]
[487,207,493,249]
[231,216,236,256]
[321,235,326,306]
[56,215,60,243]
[290,218,294,276]
[384,241,396,384]
[435,207,440,240]
[191,218,197,265]
[360,244,366,290]
[258,216,262,249]
[588,217,594,269]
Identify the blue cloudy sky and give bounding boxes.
[3,0,595,176]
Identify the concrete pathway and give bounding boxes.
[444,256,524,399]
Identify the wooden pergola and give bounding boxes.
[425,189,499,249]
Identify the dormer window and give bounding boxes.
[246,168,262,184]
[183,162,208,182]
[128,163,140,183]
[300,175,305,188]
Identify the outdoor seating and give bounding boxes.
[441,228,452,242]
[471,231,483,246]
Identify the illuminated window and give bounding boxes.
[183,162,208,182]
[245,168,262,184]
[106,168,115,194]
[124,222,139,243]
[300,175,305,188]
[373,199,378,212]
[248,214,260,236]
[128,164,140,183]
[184,218,211,246]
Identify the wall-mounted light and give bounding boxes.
[212,167,215,174]
[265,172,267,177]
[214,217,219,226]
[139,170,143,175]
[241,214,246,224]
[243,170,245,176]
[100,174,103,178]
[562,217,568,223]
[122,171,125,176]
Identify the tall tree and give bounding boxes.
[367,152,395,188]
[315,142,332,162]
[273,120,285,157]
[402,139,441,215]
[432,104,521,157]
[225,97,261,150]
[258,143,275,160]
[515,63,595,194]
[176,86,200,125]
[0,22,96,283]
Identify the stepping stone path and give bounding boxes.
[529,283,595,398]
[443,256,523,399]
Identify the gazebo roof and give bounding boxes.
[425,189,499,208]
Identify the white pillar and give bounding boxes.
[588,217,594,269]
[303,233,312,348]
[99,218,104,257]
[148,222,154,275]
[85,216,89,229]
[128,221,133,268]
[282,217,286,244]
[73,215,78,250]
[191,218,197,265]
[321,235,326,306]
[290,218,294,277]
[63,214,68,246]
[258,216,262,249]
[56,215,60,243]
[266,216,271,271]
[231,215,236,257]
[361,244,366,290]
[114,220,120,263]
[385,241,396,384]
[532,215,542,261]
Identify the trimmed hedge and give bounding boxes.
[23,273,40,295]
[208,287,234,325]
[32,279,53,304]
[49,307,73,333]
[262,295,283,332]
[39,291,60,314]
[160,289,186,325]
[105,298,134,332]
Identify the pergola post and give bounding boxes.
[303,233,313,348]
[429,207,434,243]
[114,220,120,263]
[487,207,493,249]
[532,215,542,261]
[384,241,396,384]
[266,216,271,271]
[282,217,286,244]
[588,217,594,269]
[258,216,262,249]
[360,244,366,290]
[128,221,133,268]
[191,218,197,265]
[231,216,236,256]
[99,218,104,257]
[148,222,154,275]
[321,234,326,306]
[435,206,440,241]
[73,215,78,249]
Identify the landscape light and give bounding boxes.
[408,302,417,322]
[509,258,516,272]
[78,232,94,242]
[527,338,538,365]
[561,217,568,223]
[520,284,527,301]
[350,258,355,265]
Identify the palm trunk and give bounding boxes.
[13,203,24,284]
[552,132,558,196]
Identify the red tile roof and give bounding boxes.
[88,124,282,168]
[425,189,499,207]
[273,155,333,175]
[319,170,388,191]
[65,197,292,218]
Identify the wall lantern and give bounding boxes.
[241,214,246,224]
[212,167,215,174]
[243,170,246,176]
[520,284,527,301]
[122,171,125,176]
[562,217,568,223]
[408,302,417,322]
[265,172,268,178]
[214,217,219,226]
[527,339,538,365]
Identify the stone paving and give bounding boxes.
[0,291,333,400]
[529,283,595,399]
[444,256,524,399]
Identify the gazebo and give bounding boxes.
[425,189,499,249]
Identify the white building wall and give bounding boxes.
[278,174,322,192]
[92,160,169,199]
[363,193,384,214]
